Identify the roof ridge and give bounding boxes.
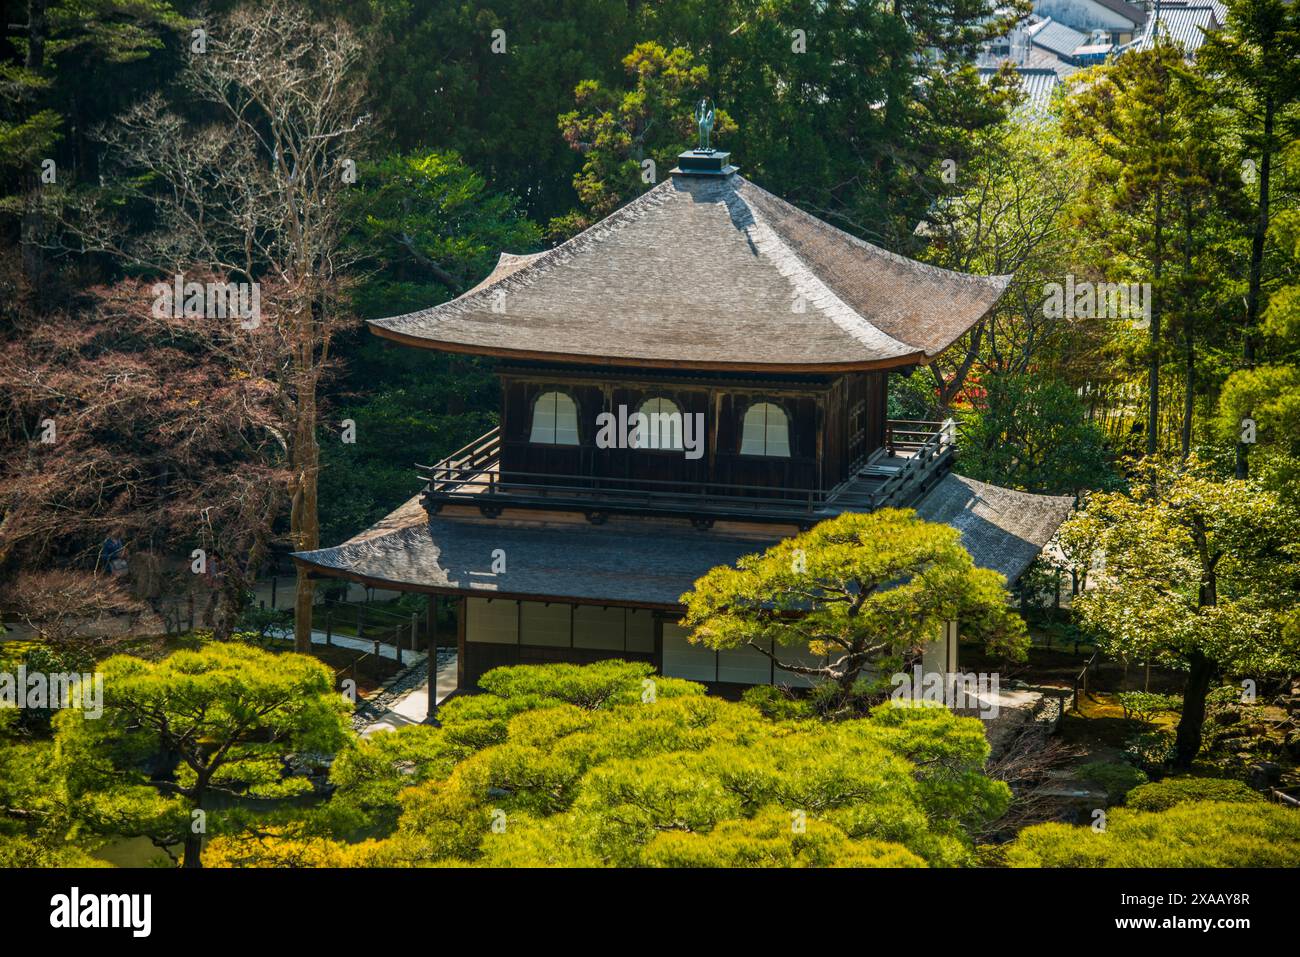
[721,176,918,358]
[735,175,1012,292]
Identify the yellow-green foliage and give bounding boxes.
[52,643,352,866]
[680,509,1029,690]
[641,809,927,868]
[1005,801,1300,867]
[1125,777,1265,813]
[285,662,1008,868]
[210,661,1009,867]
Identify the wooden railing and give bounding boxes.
[421,426,501,493]
[420,462,834,519]
[419,418,957,520]
[867,418,956,509]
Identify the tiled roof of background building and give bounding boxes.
[1025,17,1090,58]
[978,66,1064,117]
[1127,5,1217,54]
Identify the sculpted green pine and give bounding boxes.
[679,510,1029,706]
[55,643,350,867]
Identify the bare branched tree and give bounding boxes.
[38,1,371,649]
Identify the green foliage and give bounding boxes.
[558,42,722,220]
[1126,777,1265,812]
[740,684,816,721]
[0,1,187,179]
[640,808,927,868]
[212,662,1009,867]
[343,149,542,319]
[681,509,1028,698]
[317,342,499,544]
[958,372,1116,494]
[1075,761,1148,802]
[1117,691,1182,725]
[1005,801,1300,867]
[1069,458,1300,671]
[1063,456,1300,764]
[0,641,93,735]
[476,659,702,710]
[1125,729,1179,774]
[356,0,639,223]
[55,643,351,866]
[0,736,106,865]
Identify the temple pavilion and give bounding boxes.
[292,143,1073,698]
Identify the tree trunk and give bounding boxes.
[20,0,49,289]
[1181,318,1194,458]
[1181,210,1195,459]
[182,789,205,868]
[1173,650,1215,769]
[1236,97,1273,479]
[1147,179,1164,456]
[291,313,321,653]
[181,828,203,868]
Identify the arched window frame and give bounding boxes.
[738,400,791,458]
[634,395,685,452]
[528,390,580,445]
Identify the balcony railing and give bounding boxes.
[417,418,955,522]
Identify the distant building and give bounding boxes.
[1025,17,1092,62]
[1033,0,1144,42]
[1124,3,1220,57]
[978,66,1065,117]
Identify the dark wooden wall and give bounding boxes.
[497,365,889,493]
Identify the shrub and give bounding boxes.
[1076,761,1148,802]
[1125,728,1177,772]
[1125,777,1265,812]
[1117,691,1181,724]
[1005,801,1300,867]
[225,663,1013,867]
[740,684,813,720]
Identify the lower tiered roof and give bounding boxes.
[292,474,1073,609]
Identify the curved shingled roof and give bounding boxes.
[292,474,1072,606]
[369,173,1012,372]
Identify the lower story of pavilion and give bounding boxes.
[292,473,1073,693]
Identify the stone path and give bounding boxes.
[355,648,459,737]
[261,628,459,734]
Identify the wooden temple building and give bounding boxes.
[292,145,1073,700]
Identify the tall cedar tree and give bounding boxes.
[1200,0,1300,476]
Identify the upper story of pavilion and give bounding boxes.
[367,146,1011,527]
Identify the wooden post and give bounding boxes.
[325,611,332,647]
[357,604,365,641]
[271,575,277,610]
[428,595,439,721]
[411,613,418,653]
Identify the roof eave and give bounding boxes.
[366,320,931,374]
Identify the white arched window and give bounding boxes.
[739,401,790,457]
[636,396,684,451]
[529,391,580,445]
